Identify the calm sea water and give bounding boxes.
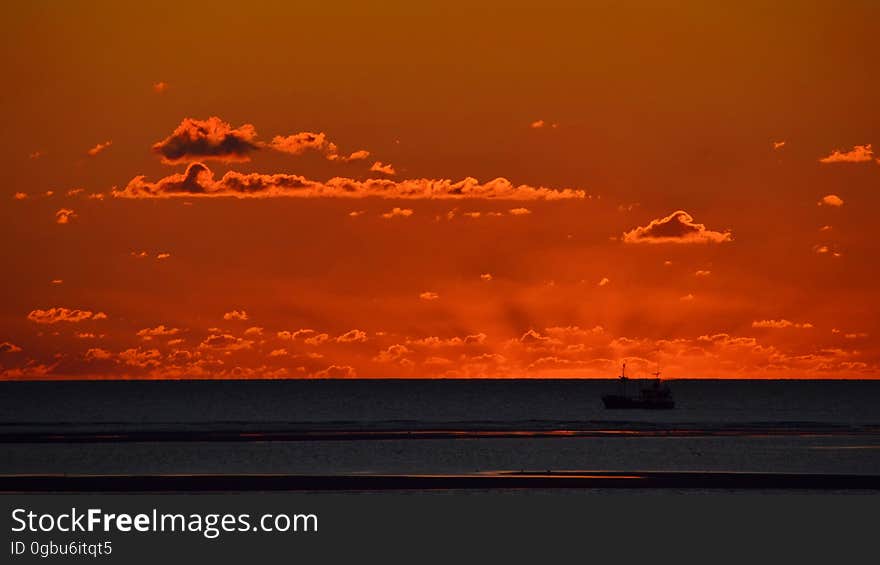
[1,379,878,477]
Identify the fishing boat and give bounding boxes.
[602,362,675,409]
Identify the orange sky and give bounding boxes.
[2,1,879,379]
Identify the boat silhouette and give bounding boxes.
[602,362,675,409]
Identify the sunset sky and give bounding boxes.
[2,1,879,379]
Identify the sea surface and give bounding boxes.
[1,379,878,481]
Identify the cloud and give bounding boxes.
[157,252,171,260]
[480,273,493,281]
[114,162,587,200]
[819,144,873,163]
[336,329,368,343]
[304,333,330,346]
[597,277,610,287]
[694,270,711,277]
[153,81,168,94]
[0,342,22,353]
[530,119,545,128]
[118,348,162,368]
[313,365,357,378]
[407,334,487,347]
[277,329,316,341]
[773,141,786,150]
[223,309,249,321]
[509,207,531,215]
[812,244,842,257]
[370,161,396,175]
[243,326,264,337]
[198,333,254,352]
[270,133,369,163]
[752,319,814,329]
[51,279,63,285]
[382,207,413,218]
[373,344,411,363]
[419,291,439,301]
[818,194,843,207]
[87,141,112,157]
[55,209,76,224]
[137,325,181,340]
[76,332,100,339]
[622,210,732,244]
[328,149,370,162]
[679,293,695,301]
[152,117,260,164]
[84,348,113,361]
[27,307,107,324]
[269,132,328,155]
[13,192,27,200]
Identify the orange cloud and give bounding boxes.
[336,329,368,343]
[509,207,532,215]
[752,319,814,329]
[480,273,493,281]
[114,162,587,200]
[694,270,711,277]
[27,307,107,324]
[0,342,22,353]
[304,333,330,346]
[270,132,368,163]
[773,140,785,150]
[373,344,412,363]
[13,192,27,200]
[812,244,842,257]
[152,81,168,94]
[370,161,396,175]
[419,291,439,301]
[597,277,610,286]
[157,252,171,260]
[86,140,112,156]
[382,207,413,218]
[152,117,260,164]
[136,325,181,340]
[622,210,732,244]
[819,144,873,163]
[313,365,357,378]
[223,309,249,321]
[269,132,329,155]
[327,149,370,162]
[84,348,113,361]
[407,333,487,347]
[55,209,76,224]
[198,333,253,352]
[818,194,844,207]
[277,329,317,341]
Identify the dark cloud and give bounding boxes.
[152,117,261,164]
[115,163,587,200]
[622,210,732,244]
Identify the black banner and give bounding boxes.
[1,494,876,564]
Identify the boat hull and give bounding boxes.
[602,395,675,410]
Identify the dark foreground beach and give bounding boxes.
[1,379,878,492]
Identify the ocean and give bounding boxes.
[1,379,878,486]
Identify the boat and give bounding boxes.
[602,362,675,409]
